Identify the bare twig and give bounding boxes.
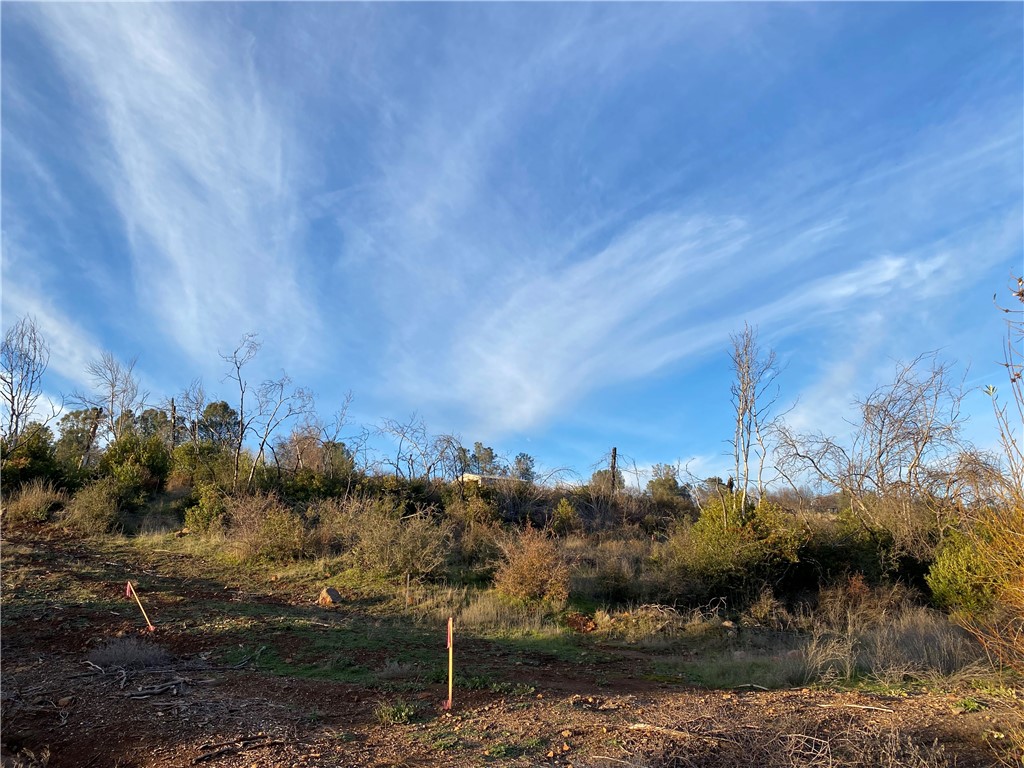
[627,723,739,744]
[191,735,284,764]
[816,703,894,713]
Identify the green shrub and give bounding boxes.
[1,424,60,489]
[351,503,451,579]
[2,479,67,527]
[226,494,305,561]
[111,460,153,508]
[101,433,170,494]
[184,483,227,532]
[373,698,416,725]
[494,526,569,604]
[550,498,581,536]
[170,441,234,487]
[926,533,997,613]
[657,498,802,602]
[64,478,122,534]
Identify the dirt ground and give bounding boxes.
[2,528,1021,768]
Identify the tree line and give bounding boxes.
[2,277,1022,671]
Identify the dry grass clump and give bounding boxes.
[2,479,67,528]
[0,748,50,768]
[799,576,985,684]
[458,589,560,634]
[591,602,729,648]
[494,526,569,604]
[568,532,658,603]
[87,637,171,670]
[408,584,561,635]
[62,478,122,535]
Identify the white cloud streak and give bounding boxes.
[27,4,316,366]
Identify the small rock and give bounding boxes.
[561,730,572,737]
[318,587,343,607]
[57,696,73,707]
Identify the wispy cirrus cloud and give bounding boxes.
[292,6,1021,442]
[24,4,316,368]
[3,2,1019,473]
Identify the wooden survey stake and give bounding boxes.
[126,580,155,632]
[443,616,454,710]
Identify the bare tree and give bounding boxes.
[221,333,261,491]
[75,351,147,444]
[377,414,461,482]
[777,352,968,561]
[1,315,60,455]
[245,374,313,491]
[729,323,782,521]
[177,378,208,453]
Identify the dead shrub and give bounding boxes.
[451,520,502,578]
[2,479,66,527]
[742,586,793,630]
[87,637,171,670]
[494,526,569,604]
[307,496,451,579]
[567,531,657,604]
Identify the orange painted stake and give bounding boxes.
[126,581,155,632]
[444,616,454,710]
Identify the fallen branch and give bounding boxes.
[191,735,284,764]
[124,679,186,699]
[627,723,739,744]
[198,734,275,751]
[732,683,769,691]
[816,703,894,713]
[229,646,267,669]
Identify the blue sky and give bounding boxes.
[2,3,1022,484]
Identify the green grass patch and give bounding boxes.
[650,653,806,690]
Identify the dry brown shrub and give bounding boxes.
[1,748,50,768]
[2,479,66,527]
[494,526,568,604]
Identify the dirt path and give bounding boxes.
[2,530,1020,767]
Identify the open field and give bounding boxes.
[3,524,1021,768]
